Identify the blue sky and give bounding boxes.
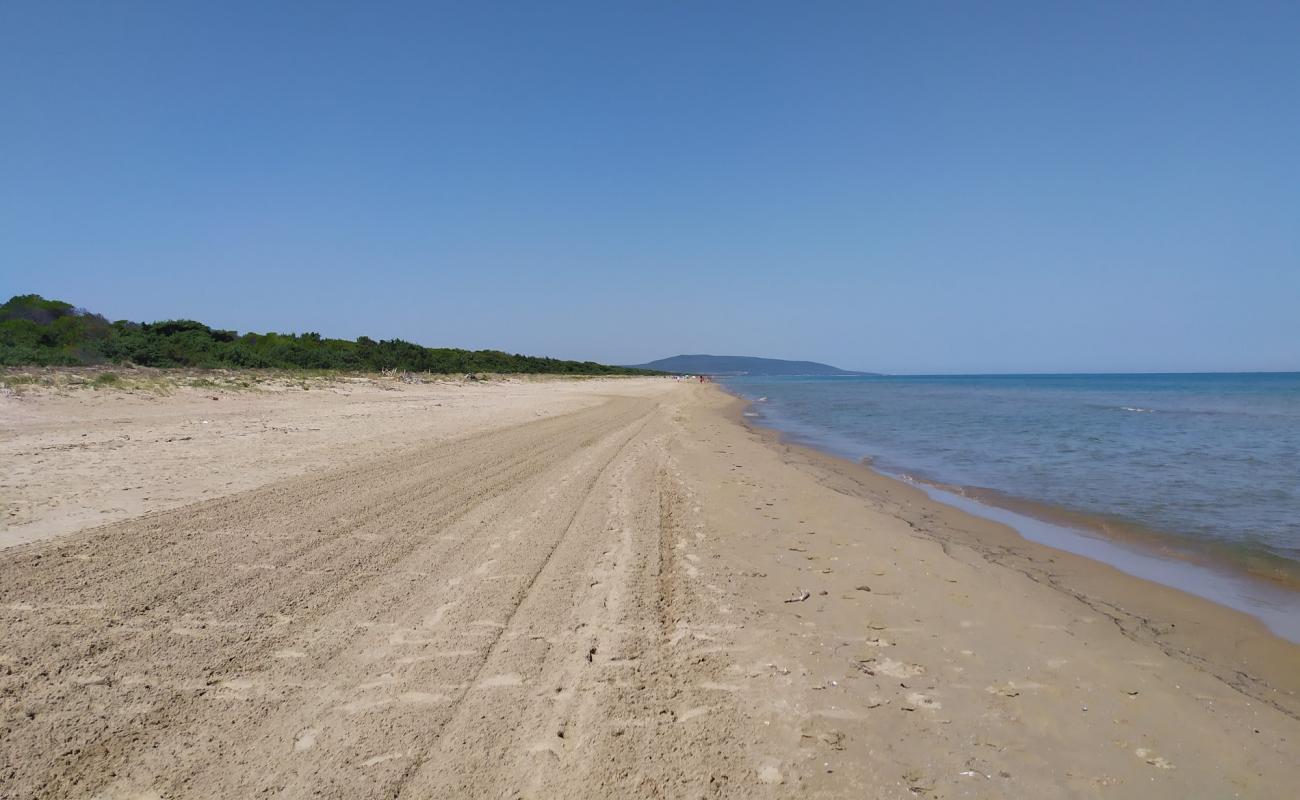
[3,1,1298,373]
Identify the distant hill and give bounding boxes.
[630,354,875,376]
[0,294,661,375]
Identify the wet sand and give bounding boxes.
[1,377,1297,797]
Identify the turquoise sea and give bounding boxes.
[722,373,1300,640]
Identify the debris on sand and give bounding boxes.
[784,588,811,603]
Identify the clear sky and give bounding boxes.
[3,1,1298,373]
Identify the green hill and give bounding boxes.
[0,294,659,375]
[630,354,874,376]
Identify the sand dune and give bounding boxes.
[1,377,1297,798]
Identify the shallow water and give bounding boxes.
[724,373,1300,639]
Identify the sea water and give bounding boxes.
[723,373,1300,639]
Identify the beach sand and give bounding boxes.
[1,376,1296,797]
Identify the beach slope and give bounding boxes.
[1,378,1296,798]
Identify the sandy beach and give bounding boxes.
[1,375,1297,798]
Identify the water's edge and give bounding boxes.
[722,385,1300,644]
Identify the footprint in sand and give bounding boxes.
[388,629,437,646]
[396,649,475,664]
[476,673,523,689]
[757,765,784,784]
[338,697,395,714]
[699,681,742,692]
[399,691,451,705]
[526,741,561,759]
[873,658,924,678]
[422,600,458,628]
[677,705,712,722]
[87,781,166,800]
[293,728,318,752]
[985,681,1043,697]
[904,692,941,710]
[217,677,259,693]
[1135,748,1175,769]
[361,751,404,767]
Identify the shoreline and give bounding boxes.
[919,478,1300,591]
[729,385,1300,643]
[721,386,1300,718]
[4,377,1299,795]
[902,477,1300,642]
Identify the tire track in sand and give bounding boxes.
[0,396,657,799]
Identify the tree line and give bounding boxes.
[0,294,660,375]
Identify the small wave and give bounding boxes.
[1120,406,1155,413]
[755,396,768,402]
[742,411,760,417]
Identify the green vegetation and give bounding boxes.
[1,294,659,375]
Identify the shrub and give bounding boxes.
[0,294,662,376]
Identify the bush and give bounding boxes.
[0,294,662,376]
